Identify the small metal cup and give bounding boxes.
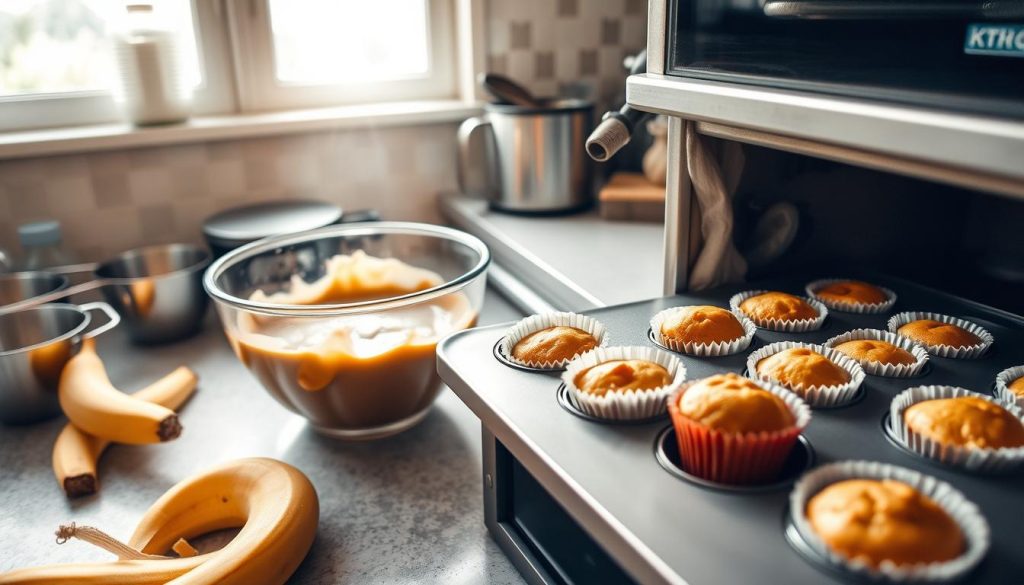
[0,302,119,424]
[94,244,211,344]
[0,272,69,307]
[458,99,594,214]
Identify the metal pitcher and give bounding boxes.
[458,99,594,214]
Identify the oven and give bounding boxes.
[438,1,1024,584]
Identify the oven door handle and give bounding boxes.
[762,0,1024,19]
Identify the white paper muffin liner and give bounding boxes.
[729,289,828,332]
[746,341,865,408]
[649,306,756,356]
[994,365,1024,409]
[805,278,897,314]
[888,385,1024,473]
[562,346,686,421]
[886,312,993,359]
[499,312,608,369]
[823,328,929,378]
[789,460,990,582]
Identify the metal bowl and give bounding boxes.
[0,272,69,308]
[94,244,211,344]
[204,222,490,440]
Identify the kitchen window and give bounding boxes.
[0,0,461,133]
[230,0,457,111]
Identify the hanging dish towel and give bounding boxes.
[684,121,748,290]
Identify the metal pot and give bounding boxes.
[0,244,211,345]
[0,302,119,424]
[0,272,69,307]
[458,99,594,214]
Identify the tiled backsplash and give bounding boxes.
[0,125,460,261]
[486,0,646,111]
[0,0,646,262]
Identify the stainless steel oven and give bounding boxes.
[439,2,1024,584]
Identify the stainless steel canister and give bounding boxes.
[458,99,594,214]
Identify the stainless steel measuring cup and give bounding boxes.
[0,243,210,344]
[0,302,119,424]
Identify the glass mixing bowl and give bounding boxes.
[204,222,490,440]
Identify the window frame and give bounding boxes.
[226,0,457,112]
[0,1,236,132]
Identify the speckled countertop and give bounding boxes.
[0,290,526,584]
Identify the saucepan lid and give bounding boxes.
[202,200,343,250]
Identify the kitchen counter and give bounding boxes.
[0,290,526,584]
[440,195,664,310]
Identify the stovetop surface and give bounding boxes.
[437,276,1024,585]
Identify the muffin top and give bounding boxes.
[806,479,964,568]
[739,292,818,323]
[660,305,746,345]
[904,396,1024,449]
[813,280,888,305]
[1009,375,1024,398]
[897,319,981,349]
[756,347,850,390]
[512,326,597,364]
[833,339,917,366]
[677,373,794,434]
[573,359,671,397]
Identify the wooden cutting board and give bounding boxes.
[598,172,665,222]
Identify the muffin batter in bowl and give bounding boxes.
[205,223,489,440]
[229,252,476,437]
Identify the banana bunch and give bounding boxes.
[0,457,320,585]
[53,339,198,497]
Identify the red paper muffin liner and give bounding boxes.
[667,383,807,485]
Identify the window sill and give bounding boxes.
[0,100,482,160]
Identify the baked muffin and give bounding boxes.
[669,373,808,484]
[904,396,1024,449]
[833,339,916,366]
[813,280,889,306]
[659,305,746,346]
[512,326,598,364]
[756,347,850,390]
[1009,376,1024,398]
[806,479,964,568]
[738,292,818,323]
[573,359,671,397]
[677,373,794,434]
[897,319,981,349]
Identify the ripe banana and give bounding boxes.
[0,457,320,585]
[58,339,182,444]
[53,365,198,498]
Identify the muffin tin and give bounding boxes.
[436,276,1024,584]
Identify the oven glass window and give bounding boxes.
[669,1,1024,117]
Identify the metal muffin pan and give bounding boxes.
[437,276,1024,584]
